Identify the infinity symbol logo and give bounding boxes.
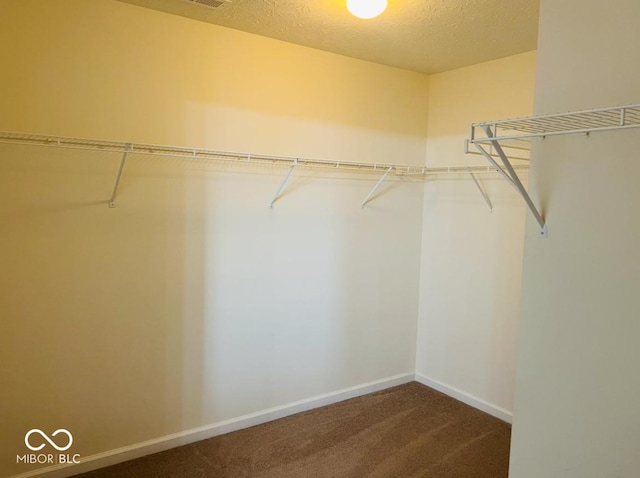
[25,429,73,452]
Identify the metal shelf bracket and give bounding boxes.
[467,103,640,237]
[473,126,546,236]
[362,166,393,207]
[109,144,132,208]
[270,159,297,208]
[468,167,492,212]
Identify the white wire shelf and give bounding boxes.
[0,131,527,177]
[469,103,640,143]
[466,103,640,237]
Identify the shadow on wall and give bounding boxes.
[415,175,526,413]
[199,163,423,423]
[0,145,208,476]
[0,142,424,477]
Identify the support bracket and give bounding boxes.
[362,166,393,207]
[476,126,546,236]
[270,159,297,208]
[467,167,492,212]
[109,145,132,208]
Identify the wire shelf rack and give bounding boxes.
[469,103,640,143]
[465,103,640,236]
[1,130,528,209]
[0,131,527,177]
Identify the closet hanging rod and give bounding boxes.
[0,131,411,173]
[0,131,527,177]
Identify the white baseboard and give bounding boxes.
[12,373,414,478]
[414,373,512,423]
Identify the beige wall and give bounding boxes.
[510,1,640,476]
[0,0,428,163]
[424,51,537,168]
[415,52,536,417]
[0,1,429,476]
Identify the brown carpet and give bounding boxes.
[76,382,511,478]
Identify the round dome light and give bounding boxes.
[347,0,388,19]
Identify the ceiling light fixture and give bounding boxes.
[347,0,387,19]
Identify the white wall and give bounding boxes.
[0,1,428,476]
[509,1,640,476]
[415,52,536,418]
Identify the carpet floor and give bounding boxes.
[76,382,511,477]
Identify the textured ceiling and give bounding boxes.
[117,0,539,74]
